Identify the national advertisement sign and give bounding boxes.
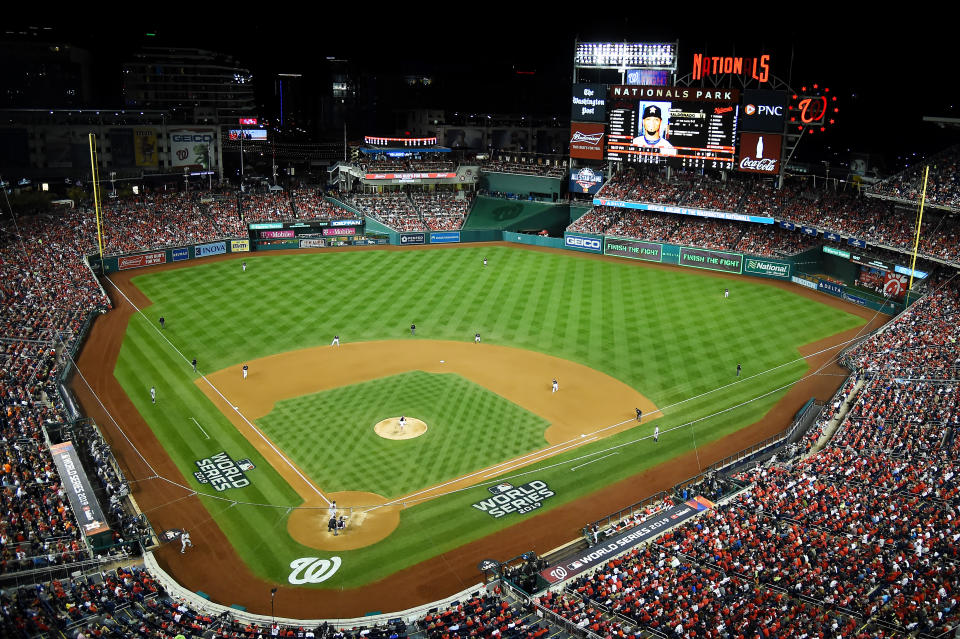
[172,247,190,262]
[817,280,844,297]
[49,442,110,537]
[322,227,355,236]
[230,239,250,252]
[430,231,460,244]
[569,167,604,194]
[195,241,226,258]
[679,247,743,274]
[569,122,606,160]
[564,233,603,253]
[743,257,790,279]
[604,237,663,262]
[118,252,166,270]
[539,497,713,585]
[400,232,425,245]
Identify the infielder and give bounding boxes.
[475,333,481,343]
[552,378,558,393]
[191,358,197,373]
[654,426,659,442]
[159,316,165,330]
[736,363,742,377]
[636,408,642,422]
[180,531,192,554]
[410,323,416,336]
[331,335,340,347]
[242,364,249,380]
[150,386,156,404]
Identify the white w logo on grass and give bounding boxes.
[288,556,342,584]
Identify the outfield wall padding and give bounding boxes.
[464,197,569,232]
[479,173,562,198]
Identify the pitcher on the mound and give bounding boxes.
[399,415,407,432]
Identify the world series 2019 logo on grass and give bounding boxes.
[471,480,555,518]
[193,451,256,491]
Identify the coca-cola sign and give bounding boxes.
[738,132,782,175]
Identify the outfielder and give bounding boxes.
[242,261,247,272]
[736,363,742,377]
[724,288,729,299]
[150,386,156,404]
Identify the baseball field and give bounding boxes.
[72,242,885,617]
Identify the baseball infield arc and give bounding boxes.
[374,417,428,440]
[196,340,660,550]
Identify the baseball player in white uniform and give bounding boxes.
[475,333,481,343]
[724,288,729,299]
[331,335,340,346]
[632,105,676,155]
[654,426,660,443]
[242,364,248,380]
[399,415,406,431]
[552,378,558,393]
[242,261,247,272]
[150,386,156,404]
[180,531,192,553]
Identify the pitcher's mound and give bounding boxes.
[374,417,427,440]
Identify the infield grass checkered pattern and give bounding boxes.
[257,371,548,498]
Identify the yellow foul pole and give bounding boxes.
[87,133,105,264]
[905,165,929,307]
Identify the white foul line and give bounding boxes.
[570,452,618,472]
[190,417,210,440]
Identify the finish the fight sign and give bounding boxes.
[471,480,555,518]
[194,451,256,491]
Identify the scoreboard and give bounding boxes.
[604,86,739,170]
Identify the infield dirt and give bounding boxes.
[70,243,889,618]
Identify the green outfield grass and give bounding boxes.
[257,371,548,498]
[114,244,867,589]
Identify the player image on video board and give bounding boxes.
[632,102,675,155]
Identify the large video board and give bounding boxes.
[605,86,739,170]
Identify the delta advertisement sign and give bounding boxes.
[569,122,606,160]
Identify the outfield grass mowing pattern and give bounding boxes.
[256,371,549,498]
[116,245,868,586]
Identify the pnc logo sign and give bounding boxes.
[744,104,783,117]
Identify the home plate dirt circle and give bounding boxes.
[287,491,401,551]
[374,417,427,440]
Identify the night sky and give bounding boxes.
[8,14,959,171]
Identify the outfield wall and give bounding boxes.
[479,172,563,198]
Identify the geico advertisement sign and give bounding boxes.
[565,235,602,252]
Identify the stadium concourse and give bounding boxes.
[1,167,959,638]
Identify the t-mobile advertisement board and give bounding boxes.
[738,132,782,174]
